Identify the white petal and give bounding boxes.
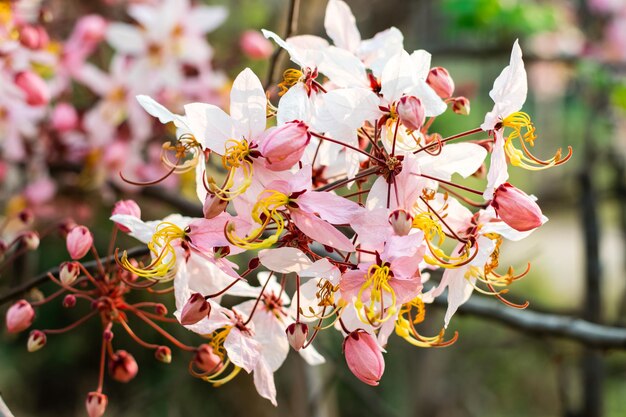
[225,329,261,373]
[259,247,313,274]
[380,51,416,102]
[188,6,228,33]
[277,83,313,125]
[419,143,487,181]
[230,68,267,140]
[485,39,527,123]
[253,359,278,406]
[105,23,146,54]
[184,103,233,153]
[318,46,368,88]
[324,0,361,52]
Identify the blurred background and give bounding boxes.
[1,0,626,416]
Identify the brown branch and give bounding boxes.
[0,246,150,306]
[264,0,301,90]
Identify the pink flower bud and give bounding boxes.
[240,30,273,60]
[75,15,107,44]
[60,261,80,285]
[18,209,34,226]
[103,329,114,341]
[343,330,385,386]
[155,346,172,364]
[108,350,139,383]
[492,183,544,232]
[427,67,455,99]
[397,96,425,132]
[66,225,93,260]
[388,209,414,236]
[286,322,308,351]
[452,96,471,115]
[85,392,108,417]
[51,103,79,132]
[203,193,228,219]
[180,293,210,325]
[19,25,49,49]
[260,121,311,171]
[14,71,50,106]
[63,294,77,308]
[112,200,141,232]
[6,300,35,333]
[194,344,223,373]
[20,231,40,250]
[27,330,46,352]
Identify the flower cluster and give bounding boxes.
[3,0,572,415]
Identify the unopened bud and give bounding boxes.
[203,193,228,219]
[6,299,35,333]
[103,329,114,341]
[51,103,79,132]
[18,209,34,226]
[492,183,544,232]
[427,67,455,98]
[60,261,80,285]
[66,225,93,260]
[194,344,223,374]
[452,96,470,116]
[343,330,385,386]
[21,231,40,250]
[260,121,311,171]
[388,209,414,236]
[27,330,46,352]
[180,293,210,325]
[108,350,139,383]
[85,392,107,417]
[14,71,50,106]
[240,30,273,60]
[286,322,308,351]
[19,25,49,49]
[63,294,77,308]
[112,200,141,232]
[397,96,425,132]
[155,346,172,364]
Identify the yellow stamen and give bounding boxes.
[209,139,254,201]
[412,212,475,268]
[161,133,202,174]
[278,68,304,96]
[119,222,186,280]
[502,111,572,170]
[190,326,243,387]
[355,264,397,326]
[395,297,458,348]
[226,190,289,250]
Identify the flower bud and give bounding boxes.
[21,231,40,250]
[19,25,49,49]
[155,346,172,364]
[260,121,311,171]
[18,209,34,226]
[452,96,470,116]
[492,183,544,232]
[180,293,210,325]
[286,322,308,351]
[51,103,79,132]
[75,15,107,44]
[103,328,114,341]
[388,209,414,236]
[6,300,35,333]
[112,200,141,232]
[343,330,385,386]
[60,261,80,285]
[108,350,139,383]
[194,344,223,374]
[27,330,46,352]
[63,294,77,308]
[203,193,228,219]
[240,30,273,60]
[397,96,425,132]
[66,225,93,260]
[85,392,108,417]
[14,71,50,106]
[427,67,455,98]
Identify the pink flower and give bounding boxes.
[180,293,211,325]
[14,71,50,106]
[51,103,79,132]
[427,67,455,98]
[6,300,35,333]
[285,322,308,351]
[66,225,93,260]
[491,183,543,232]
[108,350,139,383]
[112,200,141,232]
[343,330,385,386]
[260,121,311,171]
[240,30,273,60]
[397,96,425,132]
[85,392,108,417]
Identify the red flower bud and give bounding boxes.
[6,299,35,333]
[397,96,425,132]
[19,25,49,49]
[66,225,93,260]
[240,30,273,60]
[427,67,455,98]
[260,121,310,171]
[155,346,172,364]
[203,193,228,219]
[343,330,385,386]
[452,96,470,116]
[180,293,211,325]
[14,71,50,106]
[388,209,414,236]
[60,261,80,285]
[27,330,46,352]
[286,322,308,351]
[63,294,77,308]
[111,200,141,232]
[20,231,40,250]
[108,350,139,383]
[85,392,107,417]
[194,344,223,374]
[492,183,544,232]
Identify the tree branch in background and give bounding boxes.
[264,0,301,90]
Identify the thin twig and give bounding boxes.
[264,0,301,90]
